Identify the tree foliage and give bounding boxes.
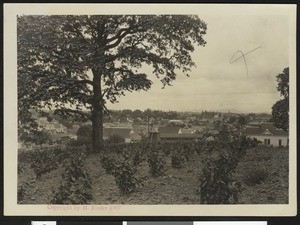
[18,15,207,151]
[107,134,125,144]
[19,129,52,145]
[76,125,93,145]
[272,67,289,131]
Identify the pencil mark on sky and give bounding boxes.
[230,46,263,77]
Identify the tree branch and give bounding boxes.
[105,26,138,50]
[101,89,109,98]
[76,79,93,86]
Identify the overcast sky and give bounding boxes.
[107,14,289,113]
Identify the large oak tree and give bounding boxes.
[18,15,207,152]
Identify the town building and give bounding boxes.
[149,126,202,143]
[245,122,288,147]
[103,127,139,143]
[36,117,67,134]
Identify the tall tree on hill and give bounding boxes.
[272,67,289,131]
[18,15,207,152]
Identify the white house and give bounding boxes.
[245,122,288,147]
[36,117,67,133]
[53,123,67,133]
[36,117,55,132]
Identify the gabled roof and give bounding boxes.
[160,133,202,139]
[103,127,132,139]
[158,126,181,134]
[181,128,195,134]
[245,122,288,136]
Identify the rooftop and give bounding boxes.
[103,127,133,139]
[245,122,288,136]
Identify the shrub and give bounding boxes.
[51,151,93,204]
[198,137,251,204]
[101,154,119,175]
[17,182,28,203]
[18,150,34,164]
[182,143,196,161]
[171,150,185,168]
[101,152,141,194]
[199,155,241,204]
[243,168,269,186]
[147,151,165,177]
[18,162,25,175]
[107,134,125,144]
[30,146,85,180]
[132,150,144,167]
[30,149,59,179]
[112,159,141,194]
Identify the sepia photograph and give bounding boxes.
[4,3,296,216]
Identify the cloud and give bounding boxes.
[107,14,289,113]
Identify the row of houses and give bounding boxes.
[147,122,289,147]
[36,116,288,147]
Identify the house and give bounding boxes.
[181,128,195,134]
[198,118,209,126]
[103,127,136,143]
[245,122,288,147]
[36,117,68,134]
[247,121,261,128]
[72,124,80,129]
[167,120,185,127]
[158,126,182,134]
[53,123,67,133]
[152,126,202,143]
[36,117,55,132]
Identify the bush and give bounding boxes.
[107,134,125,144]
[132,150,144,167]
[51,150,93,204]
[243,168,269,186]
[101,152,141,194]
[18,162,25,175]
[182,143,196,161]
[17,182,28,203]
[112,159,141,194]
[30,149,59,179]
[199,155,241,204]
[147,151,165,177]
[171,150,185,168]
[101,154,119,175]
[198,137,252,204]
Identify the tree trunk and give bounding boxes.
[91,69,104,152]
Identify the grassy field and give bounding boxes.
[18,145,288,204]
